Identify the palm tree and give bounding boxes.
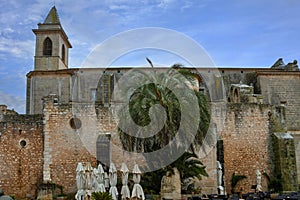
[172,151,208,182]
[116,58,211,191]
[91,192,113,200]
[140,151,208,194]
[118,59,210,151]
[171,151,208,192]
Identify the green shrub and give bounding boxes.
[91,192,113,200]
[231,173,247,194]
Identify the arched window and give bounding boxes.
[43,37,52,56]
[61,44,65,62]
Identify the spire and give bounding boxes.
[33,5,72,48]
[43,6,60,24]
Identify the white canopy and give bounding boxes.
[131,164,145,200]
[109,163,118,200]
[120,163,130,199]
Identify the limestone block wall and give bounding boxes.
[41,94,222,196]
[272,132,298,191]
[34,56,65,71]
[42,96,98,194]
[221,103,271,194]
[258,72,300,130]
[41,95,129,195]
[26,70,74,114]
[197,148,218,194]
[34,31,70,71]
[0,115,43,199]
[219,68,265,95]
[290,131,300,187]
[196,101,227,194]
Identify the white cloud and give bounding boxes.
[109,4,130,10]
[2,27,14,34]
[0,11,19,25]
[158,0,175,8]
[0,91,25,114]
[0,37,34,59]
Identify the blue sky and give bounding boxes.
[0,0,299,113]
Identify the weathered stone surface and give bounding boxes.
[0,116,43,199]
[258,72,300,130]
[161,168,181,200]
[220,103,271,194]
[290,131,300,185]
[272,132,298,191]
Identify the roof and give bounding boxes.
[43,6,60,24]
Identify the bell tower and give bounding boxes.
[32,6,72,70]
[26,6,73,114]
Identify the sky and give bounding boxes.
[0,0,299,113]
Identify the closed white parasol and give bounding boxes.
[120,163,130,200]
[109,163,118,200]
[94,163,106,192]
[75,162,85,200]
[84,162,94,197]
[131,164,145,200]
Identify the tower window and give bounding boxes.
[43,37,52,56]
[62,44,65,63]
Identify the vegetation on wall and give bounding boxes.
[140,151,208,194]
[267,108,298,192]
[269,112,285,133]
[230,173,247,194]
[262,172,283,193]
[270,132,298,191]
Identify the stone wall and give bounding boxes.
[257,71,300,130]
[271,132,298,191]
[219,68,267,95]
[197,148,218,194]
[196,101,227,194]
[290,131,300,187]
[14,68,300,198]
[220,103,271,194]
[0,114,43,199]
[26,70,77,114]
[42,95,98,195]
[41,95,142,195]
[40,94,224,196]
[26,67,265,115]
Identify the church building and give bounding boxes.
[1,6,300,199]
